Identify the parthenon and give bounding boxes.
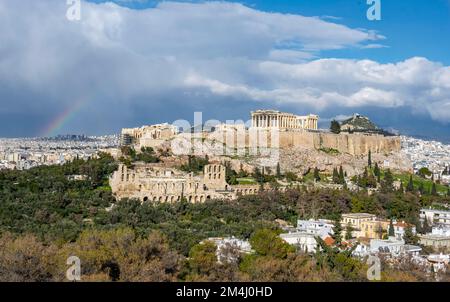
[251,110,319,130]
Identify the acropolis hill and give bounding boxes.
[120,110,401,156]
[139,110,397,154]
[109,110,410,203]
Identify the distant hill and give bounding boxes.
[340,114,379,131]
[340,114,394,136]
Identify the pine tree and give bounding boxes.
[276,162,281,179]
[403,226,419,245]
[368,150,372,168]
[381,169,394,192]
[406,175,414,192]
[330,120,341,134]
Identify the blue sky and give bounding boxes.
[0,0,449,141]
[88,0,450,64]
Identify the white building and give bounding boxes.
[390,221,417,241]
[296,219,334,238]
[370,237,422,257]
[205,237,253,264]
[280,219,335,253]
[431,225,450,237]
[420,208,450,226]
[280,232,319,253]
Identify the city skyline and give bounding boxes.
[0,0,449,142]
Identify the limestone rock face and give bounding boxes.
[279,146,412,177]
[278,132,401,156]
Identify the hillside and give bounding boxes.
[340,114,379,131]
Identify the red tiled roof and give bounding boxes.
[324,236,335,246]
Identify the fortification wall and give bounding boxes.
[279,131,400,155]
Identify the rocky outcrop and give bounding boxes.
[279,131,400,156]
[279,146,412,177]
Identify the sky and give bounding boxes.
[0,0,449,141]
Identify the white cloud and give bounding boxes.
[0,0,449,134]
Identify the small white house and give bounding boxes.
[370,236,422,257]
[204,237,253,264]
[296,219,334,238]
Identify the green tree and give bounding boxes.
[421,218,431,234]
[418,167,432,178]
[344,223,354,240]
[285,172,298,182]
[403,226,419,245]
[418,182,426,195]
[330,120,341,134]
[276,162,281,179]
[249,229,293,259]
[373,162,380,178]
[406,175,414,192]
[332,168,340,184]
[339,166,345,184]
[188,241,218,275]
[368,150,372,168]
[431,183,438,196]
[331,216,343,247]
[315,237,363,281]
[381,169,394,193]
[313,167,321,182]
[388,219,395,237]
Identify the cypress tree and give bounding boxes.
[345,223,354,240]
[374,162,380,177]
[431,183,438,196]
[388,219,395,237]
[313,167,321,182]
[406,175,414,192]
[332,216,343,247]
[276,162,281,179]
[368,150,372,168]
[332,168,339,184]
[422,218,431,234]
[339,166,345,184]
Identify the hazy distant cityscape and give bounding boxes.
[1,131,449,187]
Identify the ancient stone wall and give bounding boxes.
[209,129,400,156]
[278,131,400,155]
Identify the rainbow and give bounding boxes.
[40,98,87,137]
